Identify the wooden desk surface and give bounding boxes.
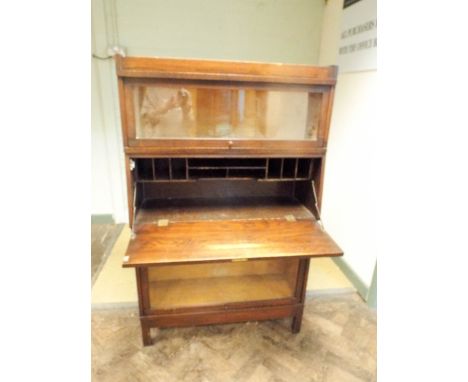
[124,219,342,267]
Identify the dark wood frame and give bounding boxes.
[117,56,341,346]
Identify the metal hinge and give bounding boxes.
[131,181,137,237]
[311,181,324,229]
[129,159,135,171]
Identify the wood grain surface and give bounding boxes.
[124,219,342,267]
[116,56,338,85]
[135,197,314,223]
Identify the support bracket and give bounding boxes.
[311,181,324,229]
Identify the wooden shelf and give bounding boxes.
[148,273,296,310]
[134,157,315,181]
[135,197,314,223]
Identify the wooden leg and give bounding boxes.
[141,322,153,346]
[291,308,304,333]
[136,268,152,346]
[291,258,309,334]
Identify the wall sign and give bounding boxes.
[338,0,377,73]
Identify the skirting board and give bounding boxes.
[91,214,115,224]
[332,258,369,303]
[367,263,377,309]
[92,302,138,311]
[306,288,356,298]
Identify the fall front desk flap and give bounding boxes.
[123,219,342,267]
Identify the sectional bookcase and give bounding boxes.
[116,56,343,345]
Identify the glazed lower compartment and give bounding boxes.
[139,304,303,346]
[135,258,311,346]
[147,258,300,310]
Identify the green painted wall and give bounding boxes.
[92,0,326,220]
[367,262,377,309]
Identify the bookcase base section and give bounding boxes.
[139,304,303,346]
[135,258,310,346]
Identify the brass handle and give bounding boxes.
[228,140,233,149]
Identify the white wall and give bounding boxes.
[92,0,127,221]
[318,0,377,287]
[91,0,326,222]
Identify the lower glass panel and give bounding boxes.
[148,258,299,310]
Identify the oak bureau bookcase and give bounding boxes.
[116,55,343,346]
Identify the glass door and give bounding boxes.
[122,80,331,149]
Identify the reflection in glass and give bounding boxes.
[134,85,322,140]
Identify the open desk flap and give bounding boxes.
[123,219,342,267]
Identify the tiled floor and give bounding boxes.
[92,293,376,382]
